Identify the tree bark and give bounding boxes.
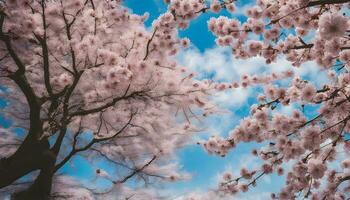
[11,150,56,200]
[0,135,50,186]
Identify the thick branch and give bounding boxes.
[70,90,144,117]
[307,0,350,7]
[11,150,56,200]
[0,138,50,189]
[38,0,53,97]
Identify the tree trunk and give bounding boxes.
[0,135,50,187]
[11,150,56,200]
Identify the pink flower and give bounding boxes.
[246,6,262,19]
[307,159,327,179]
[277,167,284,175]
[223,172,233,181]
[293,163,307,177]
[339,50,350,63]
[341,159,350,168]
[208,18,217,32]
[296,28,308,36]
[227,183,238,194]
[239,184,248,192]
[302,126,321,150]
[181,38,190,48]
[250,20,264,34]
[318,13,348,39]
[301,83,316,102]
[247,40,263,56]
[254,109,268,122]
[280,17,293,29]
[257,94,266,102]
[262,163,273,174]
[240,168,251,179]
[265,85,277,99]
[226,3,236,13]
[210,0,221,13]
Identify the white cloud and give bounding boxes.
[213,88,251,109]
[178,46,329,81]
[230,2,255,18]
[177,46,269,83]
[235,192,271,200]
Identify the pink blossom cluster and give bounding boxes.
[231,70,294,89]
[200,135,235,157]
[204,76,350,198]
[207,0,350,67]
[166,0,236,29]
[190,0,350,198]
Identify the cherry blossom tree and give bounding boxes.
[187,0,350,199]
[4,0,350,199]
[0,0,216,199]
